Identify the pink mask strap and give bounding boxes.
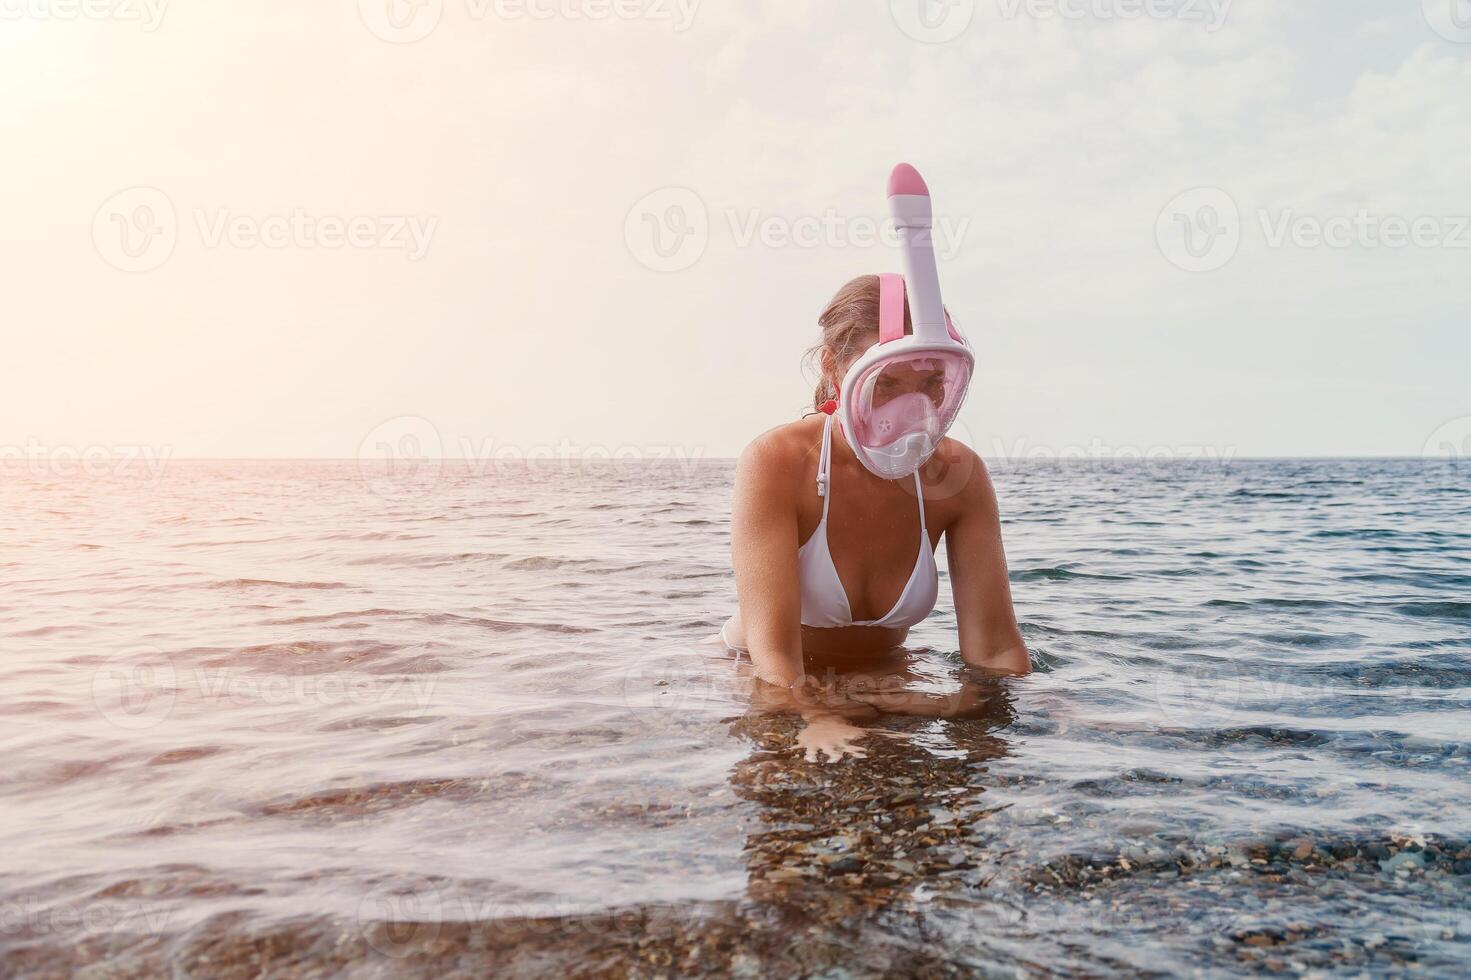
[945,309,963,343]
[878,273,905,345]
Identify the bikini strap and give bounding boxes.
[817,414,834,520]
[912,469,927,531]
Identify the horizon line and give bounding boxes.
[82,455,1461,463]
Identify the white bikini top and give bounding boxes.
[798,413,940,629]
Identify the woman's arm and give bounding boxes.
[944,448,1031,675]
[730,433,806,688]
[730,433,884,765]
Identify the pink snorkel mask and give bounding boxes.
[837,163,975,480]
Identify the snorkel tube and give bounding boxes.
[887,164,950,343]
[835,163,975,480]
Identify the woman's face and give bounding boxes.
[829,338,948,411]
[871,358,948,410]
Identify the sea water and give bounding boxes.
[2,458,1468,975]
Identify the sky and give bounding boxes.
[3,0,1469,461]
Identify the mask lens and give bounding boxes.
[848,349,972,476]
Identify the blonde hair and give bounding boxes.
[805,274,911,412]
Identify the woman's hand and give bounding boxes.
[794,713,872,763]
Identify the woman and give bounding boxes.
[722,272,1030,717]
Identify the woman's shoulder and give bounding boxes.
[736,416,823,488]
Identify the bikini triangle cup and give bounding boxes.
[796,413,939,629]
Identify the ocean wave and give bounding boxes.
[1010,567,1128,583]
[1396,601,1471,622]
[206,578,351,591]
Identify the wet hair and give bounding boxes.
[805,274,911,412]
